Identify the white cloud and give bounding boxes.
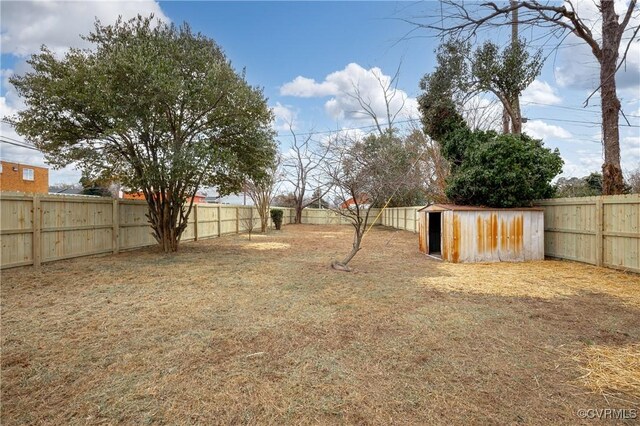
[553,0,640,91]
[559,152,603,179]
[523,120,572,140]
[621,135,640,167]
[280,76,339,98]
[280,63,419,128]
[462,95,502,131]
[0,0,169,57]
[521,80,562,105]
[271,102,298,131]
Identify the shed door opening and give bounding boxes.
[428,212,442,256]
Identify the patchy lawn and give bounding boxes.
[2,225,639,425]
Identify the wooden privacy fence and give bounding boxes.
[2,193,637,272]
[535,194,639,273]
[380,207,421,232]
[0,193,297,269]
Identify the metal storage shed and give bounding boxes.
[418,204,544,263]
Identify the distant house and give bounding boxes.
[122,191,206,204]
[49,185,84,195]
[340,194,370,209]
[0,161,49,194]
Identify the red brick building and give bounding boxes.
[0,161,49,194]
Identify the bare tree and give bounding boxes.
[282,123,332,224]
[627,167,640,194]
[347,64,407,135]
[325,137,380,271]
[240,207,256,240]
[408,0,639,194]
[246,156,282,232]
[461,95,503,131]
[326,131,422,271]
[405,125,450,203]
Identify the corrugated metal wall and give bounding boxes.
[419,209,544,263]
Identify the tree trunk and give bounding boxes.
[511,96,522,134]
[147,194,186,253]
[600,0,625,195]
[295,205,303,224]
[260,213,268,233]
[341,227,363,265]
[502,107,510,134]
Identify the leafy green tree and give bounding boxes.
[418,40,470,143]
[419,38,542,136]
[445,131,563,207]
[9,16,276,252]
[418,37,558,207]
[472,39,543,134]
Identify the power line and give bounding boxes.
[528,116,640,128]
[0,138,41,151]
[0,133,34,145]
[523,101,640,118]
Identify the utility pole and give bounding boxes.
[511,0,522,134]
[503,0,521,134]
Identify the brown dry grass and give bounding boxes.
[2,224,639,425]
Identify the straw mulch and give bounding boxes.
[416,260,640,307]
[575,343,640,399]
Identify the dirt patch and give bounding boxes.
[1,224,639,425]
[244,242,291,250]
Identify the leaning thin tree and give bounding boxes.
[9,16,276,252]
[326,130,420,271]
[408,0,639,194]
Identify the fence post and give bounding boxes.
[405,208,408,230]
[595,197,603,267]
[112,199,119,254]
[32,195,41,267]
[217,205,222,237]
[236,207,240,234]
[193,204,198,241]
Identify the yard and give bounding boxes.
[1,225,639,424]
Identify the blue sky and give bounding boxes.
[1,1,638,187]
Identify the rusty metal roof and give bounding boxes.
[417,204,544,212]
